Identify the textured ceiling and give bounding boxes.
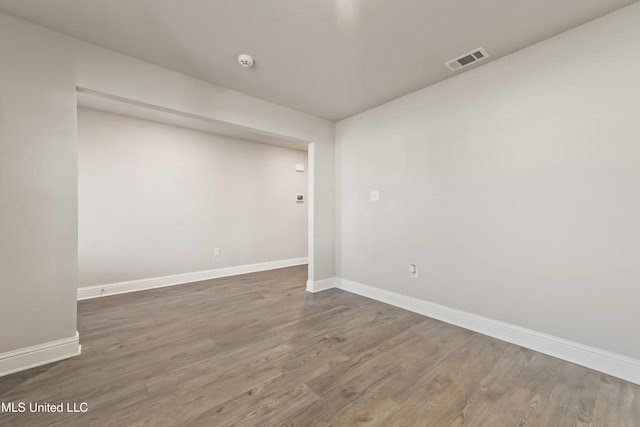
[0,0,637,121]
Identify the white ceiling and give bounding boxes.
[1,0,637,121]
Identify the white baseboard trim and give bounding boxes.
[78,257,308,300]
[0,332,81,378]
[336,278,640,386]
[306,277,338,293]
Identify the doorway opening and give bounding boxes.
[75,88,313,299]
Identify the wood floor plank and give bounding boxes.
[1,265,639,426]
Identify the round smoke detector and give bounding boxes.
[238,54,254,68]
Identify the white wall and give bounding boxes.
[78,107,307,287]
[0,12,333,358]
[336,3,640,360]
[0,16,78,353]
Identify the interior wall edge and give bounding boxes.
[0,332,81,378]
[306,277,339,293]
[77,257,308,301]
[328,278,640,386]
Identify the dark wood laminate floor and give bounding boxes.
[1,265,639,426]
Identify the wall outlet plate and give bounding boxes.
[410,264,418,278]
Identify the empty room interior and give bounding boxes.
[1,1,639,426]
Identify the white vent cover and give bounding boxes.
[445,47,490,72]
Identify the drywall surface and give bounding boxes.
[0,16,78,353]
[78,107,307,287]
[0,11,333,356]
[336,3,640,359]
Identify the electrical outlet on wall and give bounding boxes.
[214,248,220,257]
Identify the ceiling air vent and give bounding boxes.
[445,47,490,72]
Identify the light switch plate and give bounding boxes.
[370,191,380,201]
